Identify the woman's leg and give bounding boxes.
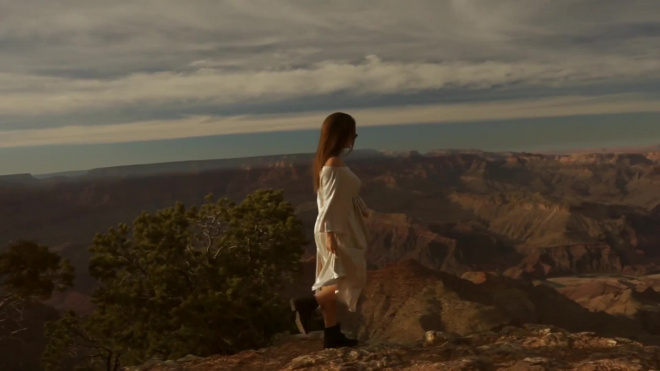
[314,284,338,327]
[314,283,359,349]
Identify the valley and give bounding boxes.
[1,149,660,369]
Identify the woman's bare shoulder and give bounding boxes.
[324,156,346,167]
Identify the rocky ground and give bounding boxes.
[130,324,660,370]
[127,260,660,371]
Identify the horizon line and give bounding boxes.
[1,144,651,178]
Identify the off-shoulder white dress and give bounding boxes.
[312,165,369,312]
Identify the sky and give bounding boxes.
[1,0,660,175]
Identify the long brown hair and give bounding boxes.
[312,112,356,192]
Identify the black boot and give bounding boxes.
[323,323,359,349]
[290,295,319,335]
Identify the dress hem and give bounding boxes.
[312,275,343,291]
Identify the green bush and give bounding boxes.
[43,189,306,370]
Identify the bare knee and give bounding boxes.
[314,288,336,307]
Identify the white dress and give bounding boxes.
[312,165,369,312]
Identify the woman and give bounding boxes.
[290,112,370,349]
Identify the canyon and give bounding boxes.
[1,149,660,369]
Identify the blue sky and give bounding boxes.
[3,114,659,176]
[1,1,660,174]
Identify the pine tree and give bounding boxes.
[0,240,74,339]
[44,189,306,369]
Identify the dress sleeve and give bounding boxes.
[317,168,348,233]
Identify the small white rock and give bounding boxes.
[522,357,550,364]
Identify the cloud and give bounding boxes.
[1,56,659,119]
[0,0,659,137]
[1,94,658,148]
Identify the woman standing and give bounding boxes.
[290,112,370,349]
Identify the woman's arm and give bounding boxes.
[356,196,370,218]
[317,161,349,254]
[325,232,338,254]
[317,167,347,234]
